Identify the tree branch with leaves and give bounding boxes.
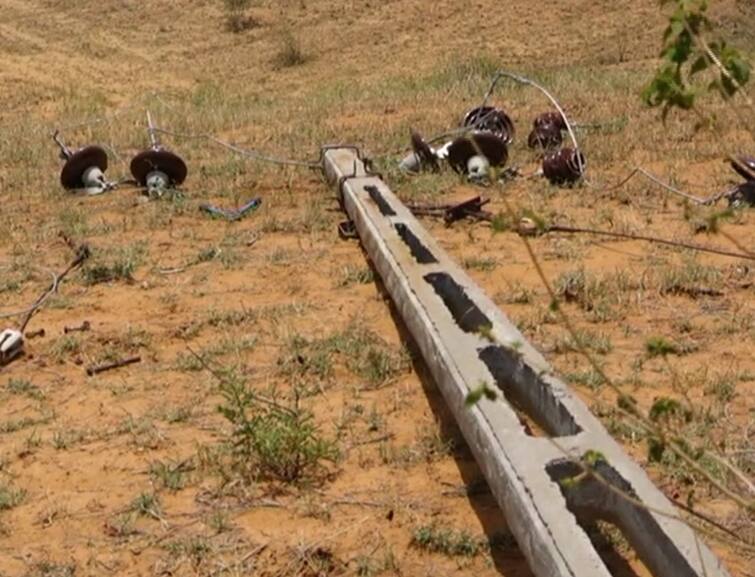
[643,0,752,123]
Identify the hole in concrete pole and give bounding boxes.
[364,185,396,216]
[394,223,438,264]
[479,346,581,437]
[424,273,492,334]
[546,459,698,577]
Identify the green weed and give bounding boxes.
[217,372,339,484]
[0,483,26,510]
[411,524,485,557]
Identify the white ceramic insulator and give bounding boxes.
[467,155,490,179]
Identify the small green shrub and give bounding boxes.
[6,378,44,400]
[0,483,26,510]
[411,524,485,557]
[130,492,162,519]
[149,460,189,491]
[218,371,338,483]
[645,336,678,357]
[82,243,146,285]
[278,326,409,390]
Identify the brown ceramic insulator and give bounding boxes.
[60,146,108,190]
[130,148,188,186]
[410,129,440,172]
[730,155,755,181]
[527,122,563,150]
[542,148,586,184]
[533,111,567,131]
[462,106,515,144]
[447,132,508,174]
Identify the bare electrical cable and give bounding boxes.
[520,221,755,261]
[151,127,321,169]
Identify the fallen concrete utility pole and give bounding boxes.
[322,147,730,577]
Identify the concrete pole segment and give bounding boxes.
[322,147,730,577]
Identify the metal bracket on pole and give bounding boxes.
[321,147,730,577]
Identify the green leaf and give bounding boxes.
[689,54,708,75]
[617,394,639,415]
[582,449,607,468]
[664,31,693,64]
[465,382,498,407]
[648,437,666,463]
[649,397,682,421]
[728,55,751,85]
[646,0,746,116]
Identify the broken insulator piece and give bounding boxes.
[527,111,567,150]
[542,148,585,185]
[410,129,440,172]
[409,129,441,173]
[447,131,508,180]
[58,144,110,195]
[0,328,24,366]
[130,148,188,199]
[462,106,515,144]
[398,129,450,174]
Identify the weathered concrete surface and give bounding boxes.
[322,147,730,577]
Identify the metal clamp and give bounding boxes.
[336,159,363,209]
[337,220,358,240]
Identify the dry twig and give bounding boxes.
[2,244,91,332]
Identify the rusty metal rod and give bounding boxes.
[86,355,141,376]
[407,196,493,223]
[64,321,91,334]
